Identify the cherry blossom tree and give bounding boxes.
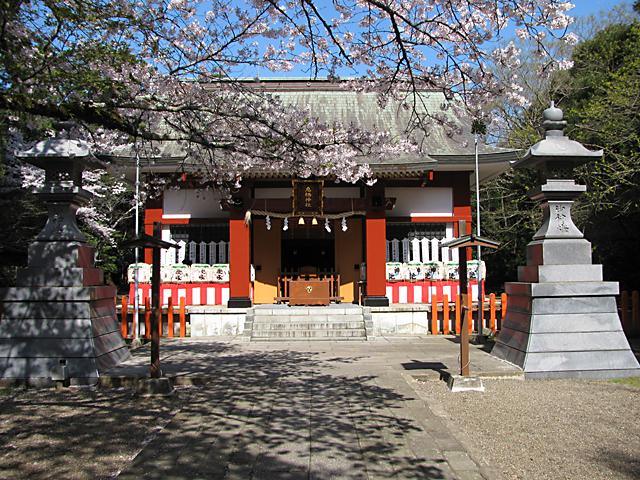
[1,0,577,185]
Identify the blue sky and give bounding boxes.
[572,0,631,16]
[241,0,636,79]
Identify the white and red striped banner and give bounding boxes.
[128,283,230,306]
[385,280,480,304]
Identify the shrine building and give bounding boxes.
[125,79,517,332]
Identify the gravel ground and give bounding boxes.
[413,376,640,480]
[0,386,182,480]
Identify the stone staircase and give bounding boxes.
[244,305,373,341]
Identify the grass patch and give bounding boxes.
[610,377,640,388]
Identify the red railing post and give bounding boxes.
[167,296,174,338]
[455,295,461,335]
[144,297,151,339]
[467,292,473,334]
[489,293,497,333]
[431,296,438,335]
[179,297,186,337]
[501,292,508,327]
[443,295,450,335]
[120,295,128,338]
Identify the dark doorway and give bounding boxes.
[281,223,335,274]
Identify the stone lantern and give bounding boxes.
[0,136,130,386]
[491,103,639,378]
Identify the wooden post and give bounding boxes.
[120,295,128,338]
[443,295,450,335]
[467,290,473,334]
[459,245,470,376]
[167,296,174,338]
[455,294,461,335]
[460,296,470,377]
[489,293,497,333]
[144,297,151,339]
[179,297,187,337]
[150,223,161,378]
[632,290,640,336]
[431,296,438,335]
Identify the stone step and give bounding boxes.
[251,329,367,340]
[247,306,369,341]
[252,314,364,323]
[253,322,366,331]
[251,337,368,342]
[252,307,363,316]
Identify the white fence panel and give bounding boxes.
[217,240,228,263]
[208,241,217,265]
[401,238,410,263]
[177,240,186,263]
[198,241,207,264]
[188,241,197,264]
[391,239,400,262]
[166,247,176,265]
[411,238,421,263]
[421,238,430,263]
[430,238,439,262]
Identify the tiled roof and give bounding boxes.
[109,79,520,180]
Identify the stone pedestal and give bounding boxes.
[491,104,640,379]
[0,138,130,386]
[492,238,639,379]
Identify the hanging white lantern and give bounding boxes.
[265,215,271,230]
[283,217,288,231]
[341,217,348,232]
[324,217,331,233]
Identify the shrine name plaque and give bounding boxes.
[289,279,330,306]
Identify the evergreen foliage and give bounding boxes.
[482,19,640,290]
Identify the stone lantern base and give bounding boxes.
[0,242,130,386]
[492,237,640,379]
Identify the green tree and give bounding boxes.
[565,22,640,290]
[482,18,640,290]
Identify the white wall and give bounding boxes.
[163,189,229,219]
[386,187,453,217]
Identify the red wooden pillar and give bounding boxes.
[143,197,163,264]
[363,192,389,306]
[228,217,252,308]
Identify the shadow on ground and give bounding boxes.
[1,340,460,479]
[112,341,453,479]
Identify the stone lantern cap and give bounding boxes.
[16,138,104,191]
[515,102,602,171]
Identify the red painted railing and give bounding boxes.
[117,289,640,339]
[119,295,189,339]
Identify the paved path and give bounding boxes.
[109,337,518,479]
